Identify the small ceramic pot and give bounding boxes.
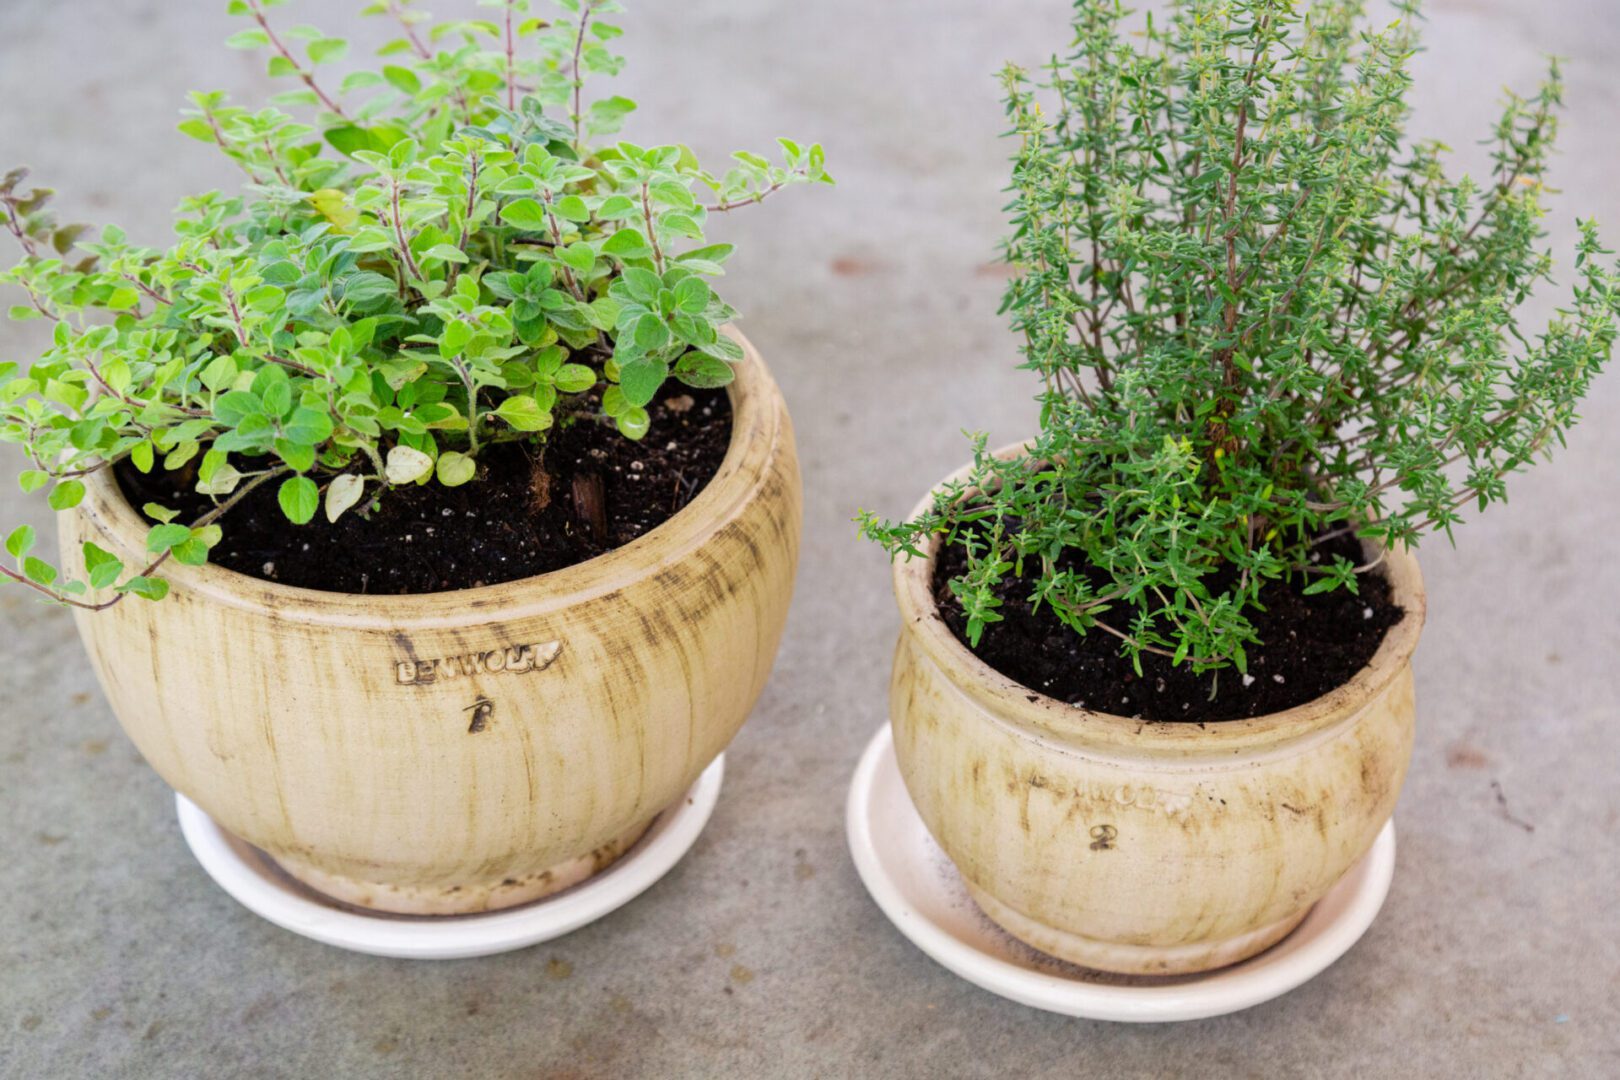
[888,451,1425,975]
[61,329,800,915]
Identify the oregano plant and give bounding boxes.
[861,0,1617,675]
[0,0,830,609]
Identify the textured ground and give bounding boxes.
[2,1,1617,1077]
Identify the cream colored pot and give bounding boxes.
[889,455,1425,975]
[61,330,799,915]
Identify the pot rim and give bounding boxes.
[73,326,786,630]
[892,443,1427,756]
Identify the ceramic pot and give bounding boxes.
[888,451,1425,975]
[61,329,799,915]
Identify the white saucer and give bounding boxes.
[846,725,1396,1022]
[176,754,725,960]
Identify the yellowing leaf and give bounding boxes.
[309,188,360,233]
[325,473,366,523]
[384,445,434,485]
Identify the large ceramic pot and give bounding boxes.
[888,452,1425,974]
[61,329,800,915]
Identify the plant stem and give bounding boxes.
[504,0,518,112]
[389,179,425,282]
[640,182,665,273]
[541,190,584,299]
[2,466,286,612]
[570,2,595,153]
[247,0,350,120]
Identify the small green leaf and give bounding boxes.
[82,542,123,590]
[495,395,552,432]
[586,96,637,131]
[617,356,668,408]
[500,198,551,231]
[215,390,264,426]
[698,334,746,363]
[325,124,409,159]
[632,313,671,353]
[674,351,734,389]
[178,118,218,142]
[425,243,469,264]
[45,378,88,413]
[275,438,317,473]
[164,441,201,471]
[147,523,192,553]
[602,228,651,259]
[619,267,662,303]
[382,65,421,94]
[245,284,284,312]
[142,503,180,525]
[440,319,474,358]
[258,377,293,419]
[18,470,49,494]
[615,406,651,440]
[5,525,35,559]
[170,536,213,567]
[307,37,349,65]
[436,451,477,487]
[277,476,320,524]
[225,28,271,49]
[284,407,335,445]
[554,364,596,393]
[47,480,87,512]
[673,277,712,314]
[554,195,591,222]
[200,355,238,392]
[341,70,386,93]
[677,243,734,266]
[558,242,597,275]
[117,576,169,602]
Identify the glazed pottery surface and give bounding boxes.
[61,329,800,915]
[888,450,1425,975]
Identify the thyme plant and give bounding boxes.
[862,0,1617,674]
[1,0,830,608]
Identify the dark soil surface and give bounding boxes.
[933,529,1402,723]
[115,389,732,595]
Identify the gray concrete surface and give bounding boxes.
[2,1,1617,1076]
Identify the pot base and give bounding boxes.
[271,820,657,917]
[963,882,1310,976]
[173,753,725,959]
[847,724,1397,1021]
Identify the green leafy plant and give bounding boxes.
[861,0,1616,674]
[0,0,830,609]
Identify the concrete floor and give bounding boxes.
[2,1,1617,1076]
